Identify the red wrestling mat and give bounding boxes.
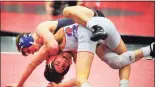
[1,53,154,87]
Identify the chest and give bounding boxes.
[60,24,79,52]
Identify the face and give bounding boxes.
[22,44,41,55]
[49,52,72,73]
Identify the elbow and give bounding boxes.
[36,21,53,32]
[36,21,48,31]
[36,21,57,35]
[36,22,47,35]
[63,7,74,18]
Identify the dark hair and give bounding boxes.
[44,63,70,83]
[16,32,31,56]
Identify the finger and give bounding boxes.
[5,85,11,87]
[5,86,12,87]
[46,84,53,87]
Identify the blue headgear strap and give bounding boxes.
[18,33,34,49]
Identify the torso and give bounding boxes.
[54,23,79,60]
[59,23,79,52]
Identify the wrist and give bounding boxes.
[17,84,22,87]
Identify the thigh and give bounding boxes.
[96,44,113,61]
[96,44,119,66]
[113,39,127,54]
[77,25,98,54]
[93,17,121,50]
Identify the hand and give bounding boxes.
[6,84,20,87]
[46,82,60,87]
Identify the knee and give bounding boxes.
[109,64,121,69]
[108,57,124,69]
[110,51,135,69]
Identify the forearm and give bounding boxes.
[17,46,48,87]
[17,63,36,87]
[36,22,59,55]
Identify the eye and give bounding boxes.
[56,61,60,64]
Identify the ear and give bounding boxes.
[70,58,72,65]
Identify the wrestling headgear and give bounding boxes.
[18,33,34,50]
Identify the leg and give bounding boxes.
[113,40,130,87]
[96,41,130,87]
[76,52,94,87]
[63,6,108,41]
[89,17,130,86]
[76,25,98,87]
[63,6,94,26]
[96,43,154,87]
[97,42,154,68]
[141,42,155,59]
[93,16,154,87]
[113,41,155,87]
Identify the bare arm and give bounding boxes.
[59,78,76,87]
[36,21,59,55]
[17,45,49,87]
[47,78,76,87]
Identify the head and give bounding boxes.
[16,33,41,56]
[44,52,73,83]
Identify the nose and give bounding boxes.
[59,59,66,66]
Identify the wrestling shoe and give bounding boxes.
[150,42,155,58]
[90,25,108,41]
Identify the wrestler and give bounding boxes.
[7,17,154,87]
[62,6,155,87]
[7,17,97,87]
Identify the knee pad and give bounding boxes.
[106,51,135,69]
